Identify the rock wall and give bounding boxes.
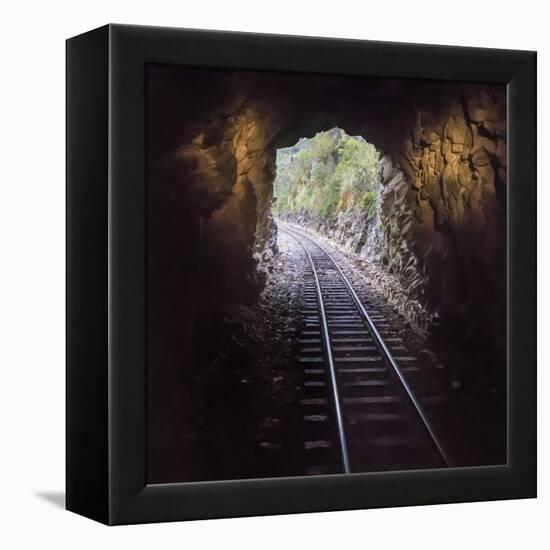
[162,103,279,310]
[396,89,507,360]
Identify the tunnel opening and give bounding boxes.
[271,128,386,269]
[267,127,429,334]
[273,128,380,231]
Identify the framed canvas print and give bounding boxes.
[66,24,536,525]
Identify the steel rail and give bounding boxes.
[281,227,351,473]
[281,222,451,468]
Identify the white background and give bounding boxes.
[0,0,546,547]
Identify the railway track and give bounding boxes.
[280,223,450,475]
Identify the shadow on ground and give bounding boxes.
[35,491,65,509]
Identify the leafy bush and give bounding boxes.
[273,128,379,221]
[363,189,378,218]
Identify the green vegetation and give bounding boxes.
[273,128,380,221]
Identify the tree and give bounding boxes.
[273,129,379,220]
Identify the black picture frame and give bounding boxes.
[66,24,536,525]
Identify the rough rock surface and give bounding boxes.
[398,91,507,366]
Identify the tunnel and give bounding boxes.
[146,64,507,482]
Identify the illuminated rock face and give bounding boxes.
[393,91,507,359]
[148,66,506,359]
